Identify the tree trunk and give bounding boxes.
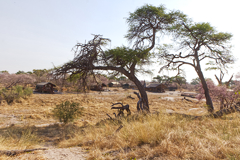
[129,75,149,112]
[92,66,150,112]
[196,67,214,112]
[193,49,214,113]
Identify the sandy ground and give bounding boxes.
[13,147,88,160]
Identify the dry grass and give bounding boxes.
[0,89,240,159]
[0,126,42,150]
[60,113,240,159]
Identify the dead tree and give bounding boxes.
[214,70,234,110]
[111,102,131,117]
[133,92,145,111]
[215,70,233,87]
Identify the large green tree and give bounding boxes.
[54,5,184,112]
[159,22,233,112]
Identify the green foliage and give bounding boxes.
[175,22,233,60]
[0,70,8,73]
[126,4,186,47]
[184,22,232,44]
[105,46,150,67]
[130,4,166,16]
[67,73,81,82]
[0,90,17,104]
[153,75,186,86]
[23,87,33,98]
[172,76,186,86]
[191,77,201,85]
[16,71,25,74]
[153,75,173,84]
[15,85,23,95]
[26,71,33,74]
[53,101,83,123]
[32,69,48,77]
[0,85,33,104]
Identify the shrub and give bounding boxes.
[0,85,33,104]
[0,89,18,104]
[53,101,83,123]
[23,87,33,98]
[14,85,24,97]
[196,80,240,109]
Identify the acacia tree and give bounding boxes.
[158,22,233,112]
[172,75,186,91]
[54,35,151,111]
[54,5,184,112]
[32,69,50,83]
[153,75,172,84]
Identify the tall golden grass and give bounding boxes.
[59,113,240,159]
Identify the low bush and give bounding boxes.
[0,85,33,104]
[52,101,83,123]
[23,87,33,98]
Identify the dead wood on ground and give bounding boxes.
[182,97,193,102]
[168,105,240,119]
[111,102,131,117]
[0,148,47,156]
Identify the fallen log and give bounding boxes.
[115,125,123,133]
[181,92,198,98]
[127,95,135,99]
[211,105,240,118]
[106,113,113,120]
[168,105,240,119]
[182,97,193,102]
[0,148,47,156]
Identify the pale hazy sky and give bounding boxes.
[0,0,239,83]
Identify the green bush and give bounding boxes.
[14,85,23,96]
[23,87,33,98]
[53,101,83,123]
[0,85,33,104]
[1,89,19,104]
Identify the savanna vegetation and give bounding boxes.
[0,4,240,160]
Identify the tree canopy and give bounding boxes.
[126,4,186,50]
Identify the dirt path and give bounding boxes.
[42,147,87,160]
[14,147,88,160]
